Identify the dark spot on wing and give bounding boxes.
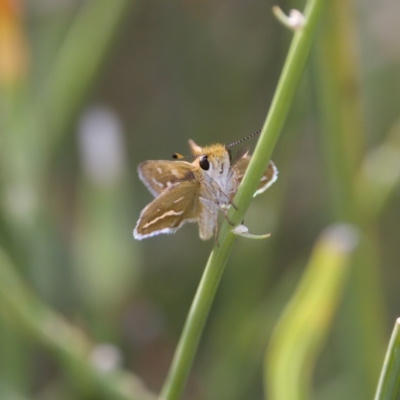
[183,171,198,182]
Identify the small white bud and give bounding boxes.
[90,343,122,372]
[78,105,126,186]
[272,6,306,31]
[232,224,271,240]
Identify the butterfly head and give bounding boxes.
[189,142,231,179]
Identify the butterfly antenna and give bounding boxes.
[225,129,261,149]
[172,153,197,160]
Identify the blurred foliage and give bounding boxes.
[0,0,400,399]
[266,224,358,400]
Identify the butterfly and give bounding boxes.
[133,132,278,241]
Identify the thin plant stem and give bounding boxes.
[160,1,325,399]
[374,318,400,400]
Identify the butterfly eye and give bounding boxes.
[199,156,210,171]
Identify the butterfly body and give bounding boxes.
[134,139,277,241]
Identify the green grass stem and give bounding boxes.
[159,1,324,399]
[374,319,400,400]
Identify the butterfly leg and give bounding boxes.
[214,221,220,246]
[200,196,235,227]
[209,180,238,210]
[220,208,235,226]
[200,197,216,212]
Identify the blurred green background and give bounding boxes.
[1,0,400,399]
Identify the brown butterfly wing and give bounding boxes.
[233,154,278,196]
[138,160,195,197]
[134,180,201,240]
